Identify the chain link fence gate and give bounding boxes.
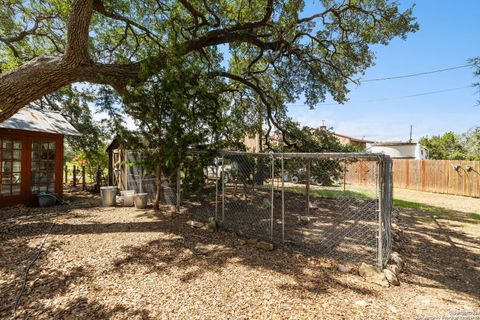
[181,150,393,268]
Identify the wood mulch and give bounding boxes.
[0,191,478,319]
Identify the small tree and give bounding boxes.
[272,120,357,186]
[116,60,229,210]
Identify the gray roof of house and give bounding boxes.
[0,106,81,136]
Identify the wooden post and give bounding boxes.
[64,165,68,184]
[73,165,77,187]
[96,166,101,191]
[305,160,311,216]
[82,165,86,191]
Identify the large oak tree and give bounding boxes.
[0,0,417,122]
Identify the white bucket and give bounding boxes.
[120,190,135,206]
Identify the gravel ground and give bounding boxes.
[1,191,479,319]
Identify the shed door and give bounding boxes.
[30,140,57,194]
[0,138,22,199]
[113,150,121,188]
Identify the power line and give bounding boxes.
[361,64,473,82]
[286,85,474,107]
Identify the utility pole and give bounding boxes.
[409,125,413,143]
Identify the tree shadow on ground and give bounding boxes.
[393,205,480,300]
[1,263,150,319]
[1,192,479,318]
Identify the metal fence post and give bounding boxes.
[377,157,384,269]
[221,155,225,222]
[305,159,311,216]
[215,158,219,220]
[270,155,274,241]
[176,165,181,213]
[281,156,285,243]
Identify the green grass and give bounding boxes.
[469,212,480,220]
[285,186,375,200]
[393,199,479,224]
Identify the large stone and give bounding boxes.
[299,216,311,225]
[387,264,401,276]
[383,268,400,286]
[186,220,204,228]
[358,263,389,287]
[389,252,405,271]
[338,264,350,273]
[355,300,367,307]
[206,218,218,233]
[256,241,274,251]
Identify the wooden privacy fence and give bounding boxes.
[346,159,480,198]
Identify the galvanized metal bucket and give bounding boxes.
[134,193,148,209]
[100,186,118,206]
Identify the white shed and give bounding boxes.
[370,142,428,160]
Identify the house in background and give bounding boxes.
[0,106,80,207]
[243,133,262,152]
[370,141,429,160]
[319,123,375,150]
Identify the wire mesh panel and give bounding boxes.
[180,152,218,220]
[181,150,393,268]
[280,156,380,264]
[126,151,178,207]
[222,153,274,240]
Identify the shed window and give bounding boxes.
[0,138,22,196]
[31,141,56,193]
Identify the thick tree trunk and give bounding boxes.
[0,56,160,121]
[0,0,275,122]
[153,163,162,211]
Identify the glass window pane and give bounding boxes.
[48,183,55,191]
[2,139,12,149]
[48,149,55,160]
[2,151,11,160]
[12,184,20,195]
[46,162,55,171]
[13,161,21,172]
[2,161,11,173]
[39,171,47,184]
[39,185,47,192]
[40,150,49,160]
[2,176,11,185]
[32,142,39,151]
[1,185,11,196]
[41,142,49,150]
[12,172,21,183]
[13,141,21,149]
[13,150,21,160]
[49,142,56,150]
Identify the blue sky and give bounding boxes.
[92,1,480,141]
[288,0,480,141]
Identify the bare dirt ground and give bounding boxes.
[1,192,479,319]
[184,187,379,263]
[393,188,480,214]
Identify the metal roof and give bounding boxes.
[0,106,81,136]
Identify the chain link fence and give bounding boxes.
[125,151,179,209]
[182,150,393,268]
